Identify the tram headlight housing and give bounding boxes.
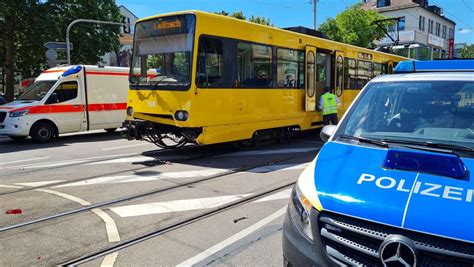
[126,107,133,116]
[289,183,314,241]
[175,110,189,121]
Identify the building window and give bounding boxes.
[419,16,425,31]
[435,22,441,36]
[376,0,390,8]
[399,17,405,31]
[428,19,433,34]
[449,28,454,39]
[442,25,447,39]
[235,42,273,88]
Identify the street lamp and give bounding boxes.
[66,19,127,65]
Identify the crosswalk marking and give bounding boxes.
[15,180,66,187]
[52,169,229,188]
[253,188,292,203]
[110,194,252,218]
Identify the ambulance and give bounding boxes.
[283,60,474,266]
[0,65,129,142]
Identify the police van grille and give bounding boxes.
[0,112,6,123]
[317,212,474,266]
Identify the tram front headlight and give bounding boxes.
[175,110,189,121]
[126,107,133,116]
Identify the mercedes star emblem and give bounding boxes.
[379,235,417,267]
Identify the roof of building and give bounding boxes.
[118,5,139,20]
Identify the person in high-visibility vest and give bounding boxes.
[318,87,340,126]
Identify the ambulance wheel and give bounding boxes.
[31,121,56,143]
[105,128,117,133]
[8,136,27,141]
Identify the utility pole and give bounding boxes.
[313,0,318,30]
[66,19,127,65]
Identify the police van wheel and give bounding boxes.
[105,128,117,133]
[31,122,56,143]
[8,136,27,141]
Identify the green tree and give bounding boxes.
[213,11,272,26]
[319,3,391,48]
[0,0,50,101]
[45,0,122,65]
[460,44,474,59]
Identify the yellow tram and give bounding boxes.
[123,11,407,148]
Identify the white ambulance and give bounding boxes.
[0,65,129,142]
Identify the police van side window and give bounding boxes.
[46,81,78,104]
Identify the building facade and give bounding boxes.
[101,5,138,67]
[362,0,456,60]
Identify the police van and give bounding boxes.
[0,65,129,142]
[283,60,474,266]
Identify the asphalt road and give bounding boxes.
[0,130,322,266]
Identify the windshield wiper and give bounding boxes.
[424,142,474,154]
[133,75,148,87]
[377,139,471,157]
[339,135,389,148]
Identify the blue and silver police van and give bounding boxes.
[283,60,474,266]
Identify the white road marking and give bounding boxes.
[34,188,92,206]
[33,189,121,244]
[110,194,251,218]
[52,169,229,188]
[247,163,309,173]
[102,143,149,151]
[100,252,119,267]
[14,180,65,187]
[6,153,137,169]
[227,148,315,156]
[253,189,292,203]
[0,184,23,189]
[91,208,120,242]
[0,157,50,166]
[176,206,287,267]
[86,156,155,165]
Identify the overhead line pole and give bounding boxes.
[313,0,318,30]
[66,19,126,65]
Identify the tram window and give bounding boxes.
[277,48,304,88]
[336,56,344,96]
[196,37,225,87]
[373,63,383,77]
[235,42,272,88]
[357,60,372,88]
[345,58,357,89]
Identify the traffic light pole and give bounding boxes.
[66,19,127,65]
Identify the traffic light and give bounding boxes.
[121,16,131,34]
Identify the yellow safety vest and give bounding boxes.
[322,93,338,115]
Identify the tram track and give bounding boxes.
[60,182,295,266]
[0,149,317,234]
[0,144,238,196]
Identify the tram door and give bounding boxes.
[305,46,317,112]
[334,51,345,108]
[387,61,394,74]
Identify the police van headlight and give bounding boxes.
[9,110,29,117]
[289,183,314,241]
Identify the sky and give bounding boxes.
[117,0,474,44]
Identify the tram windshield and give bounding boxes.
[130,14,195,90]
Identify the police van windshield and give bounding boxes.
[339,80,474,150]
[19,80,56,101]
[129,14,195,90]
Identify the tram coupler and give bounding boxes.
[122,120,146,141]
